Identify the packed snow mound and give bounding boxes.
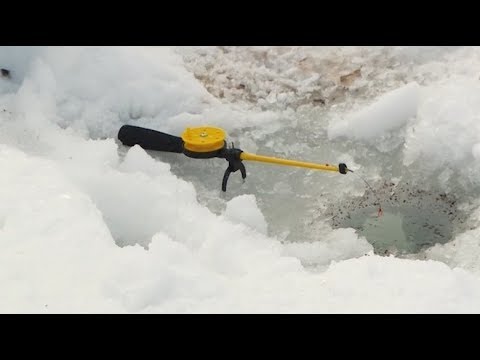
[403,80,480,176]
[281,228,373,268]
[328,82,420,141]
[1,46,217,139]
[224,195,268,235]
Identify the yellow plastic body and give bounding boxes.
[240,152,339,173]
[181,126,226,153]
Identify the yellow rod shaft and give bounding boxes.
[240,152,339,173]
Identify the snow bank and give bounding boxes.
[281,228,373,267]
[1,46,216,139]
[403,80,480,177]
[328,82,420,141]
[2,142,480,313]
[224,195,268,235]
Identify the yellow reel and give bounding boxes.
[181,126,226,153]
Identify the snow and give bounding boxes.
[224,194,268,235]
[2,46,480,313]
[281,228,373,268]
[328,82,420,140]
[403,80,480,174]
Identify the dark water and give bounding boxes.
[323,181,466,255]
[340,204,453,255]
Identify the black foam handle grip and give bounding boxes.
[118,125,184,153]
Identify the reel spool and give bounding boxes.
[181,127,227,158]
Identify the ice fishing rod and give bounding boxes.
[118,125,350,191]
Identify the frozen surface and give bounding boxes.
[1,46,480,313]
